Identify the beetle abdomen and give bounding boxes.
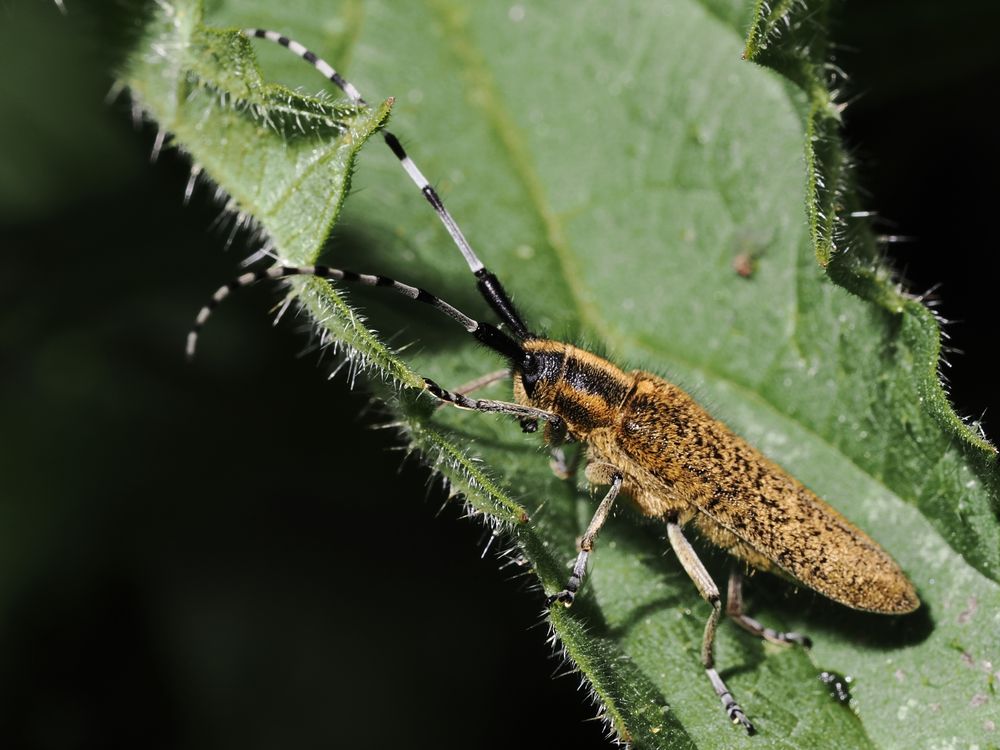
[612,372,919,614]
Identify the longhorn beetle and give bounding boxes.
[188,28,920,735]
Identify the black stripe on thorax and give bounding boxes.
[562,354,629,406]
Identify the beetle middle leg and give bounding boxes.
[667,517,755,735]
[547,468,623,607]
[726,567,812,648]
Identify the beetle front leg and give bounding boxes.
[548,441,581,480]
[546,470,623,607]
[424,378,562,429]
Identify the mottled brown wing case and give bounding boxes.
[623,374,918,614]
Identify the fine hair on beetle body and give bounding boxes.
[188,28,921,736]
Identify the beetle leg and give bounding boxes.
[546,471,622,607]
[432,369,510,410]
[424,378,563,429]
[726,568,812,648]
[667,518,755,735]
[549,442,581,480]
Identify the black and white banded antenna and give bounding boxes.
[245,29,531,340]
[186,264,561,427]
[187,264,523,362]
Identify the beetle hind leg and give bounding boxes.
[726,568,812,648]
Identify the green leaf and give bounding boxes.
[122,0,1000,747]
[119,1,401,381]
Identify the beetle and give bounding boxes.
[187,28,920,735]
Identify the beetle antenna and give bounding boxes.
[244,29,532,340]
[186,264,525,364]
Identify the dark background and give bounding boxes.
[1,1,997,748]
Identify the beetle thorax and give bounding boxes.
[513,340,633,439]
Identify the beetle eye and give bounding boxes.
[520,353,540,395]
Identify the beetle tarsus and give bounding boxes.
[520,417,538,433]
[546,590,576,608]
